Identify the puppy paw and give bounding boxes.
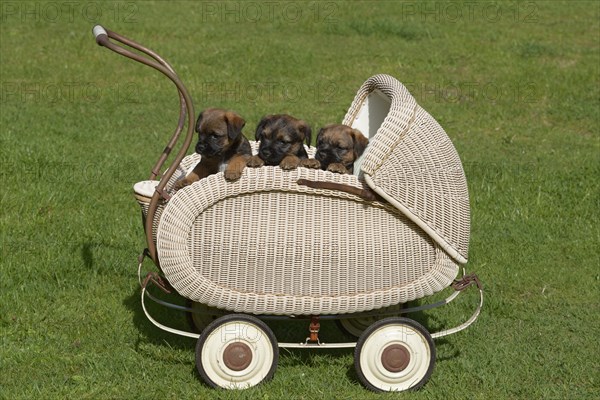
[300,158,321,169]
[247,155,265,168]
[327,163,349,174]
[224,166,244,181]
[280,156,300,170]
[173,179,189,190]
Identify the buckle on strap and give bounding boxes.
[308,316,321,343]
[452,273,482,291]
[141,272,172,294]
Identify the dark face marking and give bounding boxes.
[255,114,311,165]
[315,124,368,173]
[194,108,245,158]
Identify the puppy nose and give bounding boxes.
[260,148,272,158]
[196,143,206,153]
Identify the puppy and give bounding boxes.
[174,108,251,189]
[314,124,369,174]
[247,114,315,170]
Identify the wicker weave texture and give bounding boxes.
[134,154,201,245]
[156,166,459,315]
[135,143,311,245]
[144,74,470,315]
[343,74,470,262]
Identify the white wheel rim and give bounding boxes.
[359,323,432,391]
[201,320,274,389]
[341,305,403,337]
[340,317,377,337]
[190,302,222,331]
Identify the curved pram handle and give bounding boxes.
[93,25,108,41]
[93,25,191,179]
[92,25,196,265]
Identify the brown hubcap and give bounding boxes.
[381,344,411,372]
[223,342,253,371]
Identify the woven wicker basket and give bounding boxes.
[136,74,469,316]
[95,25,480,392]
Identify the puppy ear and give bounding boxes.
[297,120,312,146]
[255,115,272,141]
[195,111,205,133]
[225,112,245,140]
[316,127,325,145]
[351,128,369,158]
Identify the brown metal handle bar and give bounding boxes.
[93,25,196,266]
[93,25,187,180]
[103,29,187,181]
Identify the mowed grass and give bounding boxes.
[1,1,599,399]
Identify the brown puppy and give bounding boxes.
[247,114,314,170]
[174,108,251,189]
[314,124,369,174]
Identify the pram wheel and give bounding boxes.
[185,300,227,333]
[336,317,379,338]
[195,314,278,389]
[336,304,404,338]
[354,317,435,392]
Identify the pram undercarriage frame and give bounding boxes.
[94,25,483,392]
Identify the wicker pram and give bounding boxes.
[95,26,483,392]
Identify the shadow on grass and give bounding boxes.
[122,286,195,352]
[82,243,94,269]
[120,279,461,386]
[79,240,138,278]
[121,286,216,386]
[404,301,461,364]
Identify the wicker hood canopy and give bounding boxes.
[345,74,470,264]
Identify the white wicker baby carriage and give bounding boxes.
[94,26,483,392]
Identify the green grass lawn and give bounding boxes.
[1,1,599,399]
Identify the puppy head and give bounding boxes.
[315,124,369,173]
[194,108,246,158]
[255,114,311,165]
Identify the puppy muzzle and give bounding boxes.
[196,142,221,157]
[315,151,337,168]
[259,148,272,159]
[259,148,283,165]
[195,142,206,154]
